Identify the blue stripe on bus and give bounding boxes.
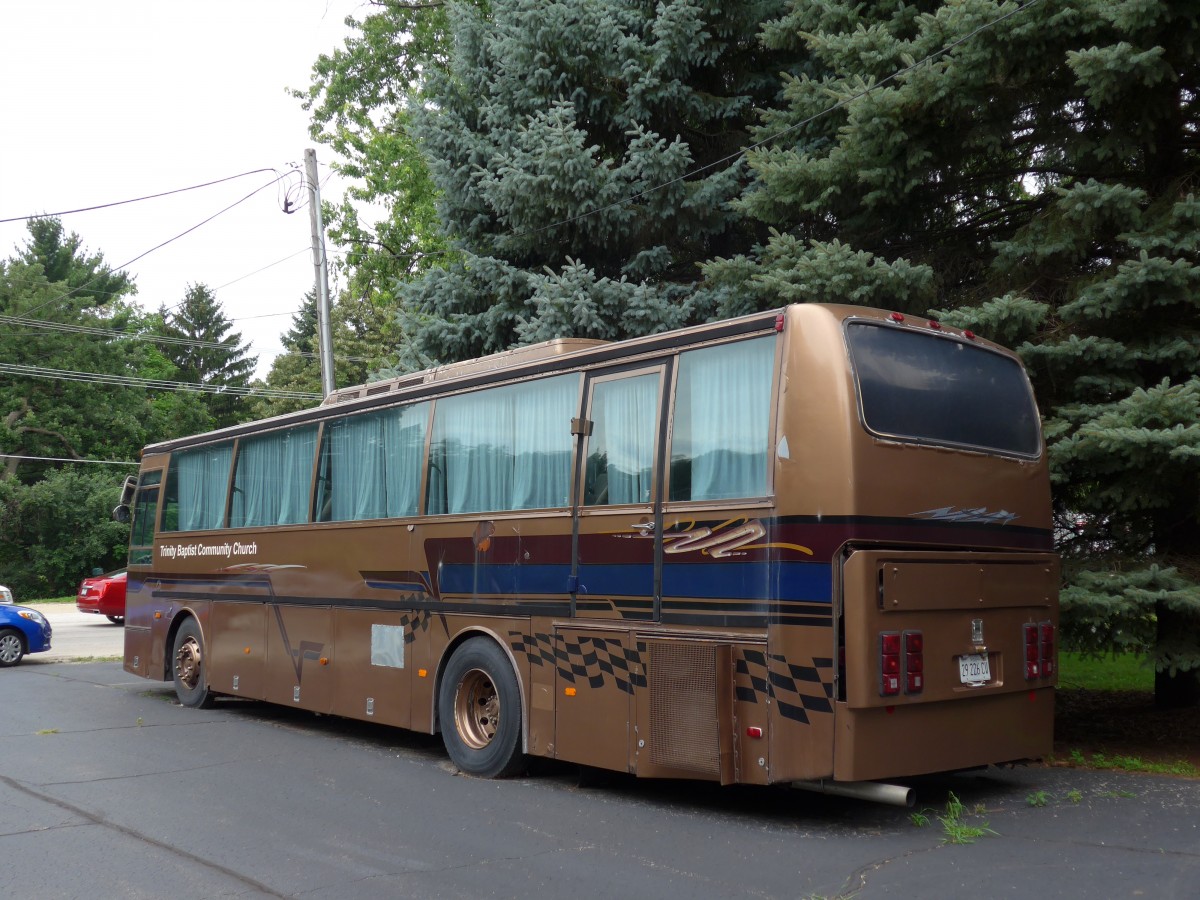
[662,561,833,603]
[437,561,833,603]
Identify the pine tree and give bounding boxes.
[159,284,258,430]
[707,0,1200,705]
[395,0,796,367]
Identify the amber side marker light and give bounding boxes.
[564,687,577,697]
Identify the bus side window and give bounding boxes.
[670,336,775,502]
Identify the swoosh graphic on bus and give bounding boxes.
[663,519,813,558]
[272,604,324,684]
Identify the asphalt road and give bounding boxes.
[2,655,1197,899]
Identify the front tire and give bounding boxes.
[438,638,525,778]
[172,617,215,708]
[0,628,25,667]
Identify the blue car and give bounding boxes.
[0,604,52,667]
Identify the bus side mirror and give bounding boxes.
[113,474,137,523]
[119,474,137,507]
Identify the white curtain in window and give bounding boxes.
[382,402,428,517]
[231,426,316,527]
[677,337,773,501]
[430,376,576,515]
[511,377,575,510]
[177,444,232,531]
[431,389,510,514]
[592,374,657,505]
[330,415,386,521]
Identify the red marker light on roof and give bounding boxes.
[889,312,905,323]
[775,313,785,332]
[928,320,942,330]
[963,330,977,340]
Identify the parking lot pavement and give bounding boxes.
[22,603,124,663]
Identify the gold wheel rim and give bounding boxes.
[453,667,500,750]
[175,635,203,691]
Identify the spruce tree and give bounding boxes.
[159,284,258,430]
[396,0,795,367]
[707,0,1200,705]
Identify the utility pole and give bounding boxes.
[305,148,336,399]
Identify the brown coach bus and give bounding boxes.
[120,303,1058,801]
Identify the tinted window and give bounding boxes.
[846,322,1041,456]
[129,470,162,565]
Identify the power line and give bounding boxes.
[0,453,138,467]
[0,313,377,364]
[17,171,296,321]
[0,168,290,224]
[0,362,321,400]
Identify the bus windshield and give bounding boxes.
[846,321,1041,457]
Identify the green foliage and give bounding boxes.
[157,284,257,429]
[252,291,395,417]
[936,792,996,845]
[0,468,131,596]
[725,0,1200,704]
[396,0,797,365]
[293,2,458,351]
[0,219,213,592]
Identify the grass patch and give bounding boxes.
[1055,748,1198,777]
[911,793,997,844]
[1087,751,1198,778]
[20,594,76,605]
[1058,652,1152,692]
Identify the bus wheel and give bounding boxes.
[0,628,25,667]
[438,638,525,778]
[172,618,215,709]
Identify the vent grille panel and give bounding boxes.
[649,642,719,775]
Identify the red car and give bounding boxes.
[76,569,126,624]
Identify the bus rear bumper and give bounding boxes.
[833,688,1054,782]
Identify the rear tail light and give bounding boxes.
[879,630,924,696]
[880,632,901,696]
[904,630,924,694]
[1039,621,1056,678]
[1023,623,1040,679]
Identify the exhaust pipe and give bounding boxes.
[791,779,915,807]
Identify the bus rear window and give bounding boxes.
[846,322,1041,457]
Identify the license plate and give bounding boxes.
[958,653,991,685]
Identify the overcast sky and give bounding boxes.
[0,1,366,379]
